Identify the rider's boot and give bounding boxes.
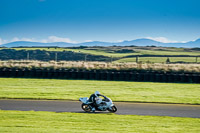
[92,107,95,112]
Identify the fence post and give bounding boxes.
[55,52,57,62]
[27,52,29,60]
[136,56,139,63]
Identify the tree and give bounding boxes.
[166,57,170,63]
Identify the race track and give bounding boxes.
[0,99,200,118]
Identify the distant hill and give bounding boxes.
[1,38,200,48]
[0,41,75,47]
[116,38,162,46]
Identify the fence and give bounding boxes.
[120,56,200,63]
[0,68,199,83]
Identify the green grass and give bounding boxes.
[116,57,199,63]
[9,47,136,57]
[136,49,200,56]
[0,78,200,104]
[3,47,200,63]
[0,110,200,133]
[6,47,200,58]
[64,48,138,57]
[66,48,200,57]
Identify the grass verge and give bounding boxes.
[0,110,200,133]
[0,78,200,104]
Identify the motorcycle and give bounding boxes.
[79,95,117,113]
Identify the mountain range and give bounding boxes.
[1,38,200,48]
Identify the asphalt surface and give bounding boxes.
[0,99,200,118]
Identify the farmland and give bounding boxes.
[0,78,200,104]
[10,46,200,57]
[117,57,199,63]
[1,46,200,63]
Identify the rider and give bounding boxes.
[88,91,101,112]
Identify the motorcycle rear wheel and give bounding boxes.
[81,103,91,112]
[108,106,117,113]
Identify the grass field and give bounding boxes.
[7,47,200,63]
[10,47,138,57]
[0,110,200,133]
[63,48,200,56]
[4,47,200,58]
[0,78,200,104]
[136,49,200,56]
[2,47,200,63]
[64,48,138,57]
[116,57,199,63]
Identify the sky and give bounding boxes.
[0,0,200,44]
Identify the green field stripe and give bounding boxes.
[0,78,200,104]
[0,110,200,133]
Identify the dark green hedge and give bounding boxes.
[0,67,199,83]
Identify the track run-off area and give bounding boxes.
[0,99,200,118]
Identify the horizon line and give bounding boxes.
[1,36,199,45]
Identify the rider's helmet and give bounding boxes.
[95,91,100,97]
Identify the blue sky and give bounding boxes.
[0,0,200,44]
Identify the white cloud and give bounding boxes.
[145,37,180,43]
[84,40,93,42]
[11,37,20,42]
[0,38,3,45]
[0,36,77,45]
[42,36,77,43]
[0,36,188,45]
[11,37,35,42]
[0,38,8,45]
[116,40,124,42]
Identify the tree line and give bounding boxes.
[0,49,113,62]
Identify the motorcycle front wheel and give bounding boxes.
[81,103,91,112]
[108,106,117,113]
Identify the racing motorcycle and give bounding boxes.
[79,95,117,113]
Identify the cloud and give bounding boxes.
[11,37,35,42]
[116,40,124,42]
[0,36,188,45]
[84,40,93,42]
[0,36,77,45]
[41,36,77,43]
[0,38,8,45]
[0,37,36,45]
[0,38,2,45]
[145,37,179,43]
